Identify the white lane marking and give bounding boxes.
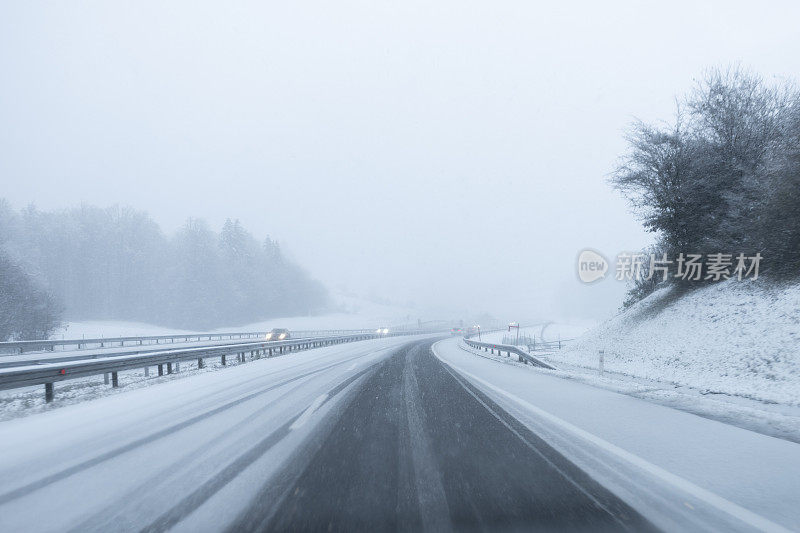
[290,393,329,430]
[431,341,791,533]
[288,346,393,431]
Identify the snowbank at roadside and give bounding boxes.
[555,279,800,406]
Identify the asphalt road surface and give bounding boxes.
[4,335,797,532]
[230,339,655,532]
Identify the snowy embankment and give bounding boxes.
[556,279,800,407]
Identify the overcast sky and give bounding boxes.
[2,1,799,322]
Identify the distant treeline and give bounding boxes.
[0,202,328,338]
[612,66,800,306]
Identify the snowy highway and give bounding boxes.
[0,337,798,532]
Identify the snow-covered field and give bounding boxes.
[54,294,423,340]
[54,321,196,339]
[476,320,596,346]
[554,279,800,407]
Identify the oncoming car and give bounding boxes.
[265,328,290,341]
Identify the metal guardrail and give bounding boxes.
[0,330,430,403]
[0,335,346,370]
[0,329,378,354]
[463,339,555,370]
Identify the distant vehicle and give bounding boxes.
[266,328,290,341]
[375,328,389,335]
[450,327,465,336]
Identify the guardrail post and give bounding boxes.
[598,350,604,375]
[158,364,164,376]
[111,372,119,387]
[104,373,110,385]
[144,366,150,377]
[221,354,227,366]
[198,357,205,369]
[45,382,54,403]
[175,362,180,372]
[167,362,173,374]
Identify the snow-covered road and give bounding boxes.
[435,339,800,532]
[1,335,797,532]
[0,335,422,532]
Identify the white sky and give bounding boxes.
[2,1,799,321]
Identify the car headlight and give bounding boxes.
[382,328,389,334]
[266,333,273,340]
[279,333,286,339]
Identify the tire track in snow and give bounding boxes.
[0,352,375,505]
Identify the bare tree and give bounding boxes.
[612,66,800,305]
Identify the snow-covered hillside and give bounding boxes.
[556,279,800,406]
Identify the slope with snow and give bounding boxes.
[556,279,800,407]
